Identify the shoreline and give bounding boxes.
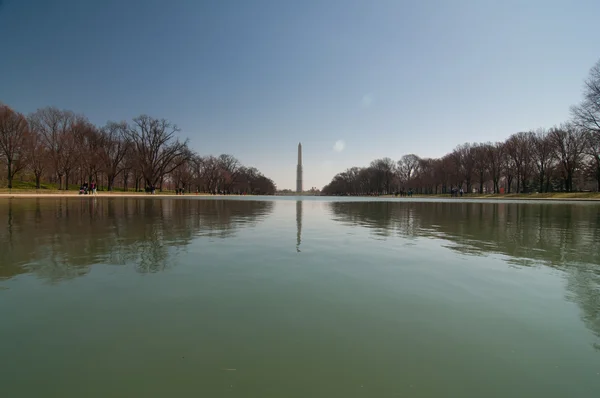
[0,192,599,201]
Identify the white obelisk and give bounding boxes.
[296,142,303,193]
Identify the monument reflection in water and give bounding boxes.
[296,200,302,252]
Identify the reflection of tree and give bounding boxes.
[328,200,600,347]
[0,198,273,281]
[329,201,600,266]
[296,200,302,252]
[566,267,600,351]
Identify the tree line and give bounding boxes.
[0,107,276,194]
[323,59,600,196]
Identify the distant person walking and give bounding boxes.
[459,188,464,197]
[91,181,97,195]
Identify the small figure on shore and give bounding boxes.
[91,181,97,195]
[459,188,464,197]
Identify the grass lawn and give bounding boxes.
[410,192,600,200]
[0,180,147,194]
[0,180,79,192]
[1,181,599,199]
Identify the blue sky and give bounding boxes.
[1,0,599,190]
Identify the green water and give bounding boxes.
[0,197,599,397]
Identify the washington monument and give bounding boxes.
[296,142,303,193]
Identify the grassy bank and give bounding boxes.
[0,180,184,195]
[1,185,599,200]
[0,189,215,196]
[410,192,600,200]
[0,180,81,192]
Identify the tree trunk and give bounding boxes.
[7,160,12,189]
[65,171,70,190]
[107,174,115,191]
[595,158,600,193]
[479,172,484,194]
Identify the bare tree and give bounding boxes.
[571,58,600,135]
[232,166,277,194]
[170,148,194,192]
[188,154,206,192]
[370,157,396,194]
[60,116,89,190]
[218,154,242,192]
[67,118,100,188]
[571,58,600,192]
[23,126,48,189]
[549,124,587,192]
[472,144,488,194]
[125,115,189,189]
[437,155,454,194]
[99,121,130,191]
[243,166,260,193]
[415,158,436,194]
[198,155,221,193]
[505,133,532,193]
[252,174,276,195]
[484,142,504,193]
[531,128,554,192]
[584,130,600,191]
[0,105,29,188]
[28,107,76,189]
[397,154,420,189]
[451,143,475,192]
[323,167,366,195]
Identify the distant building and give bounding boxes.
[296,142,303,193]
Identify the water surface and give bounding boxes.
[1,197,599,397]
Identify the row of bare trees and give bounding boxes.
[323,59,600,195]
[0,107,276,194]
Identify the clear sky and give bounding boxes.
[1,0,599,190]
